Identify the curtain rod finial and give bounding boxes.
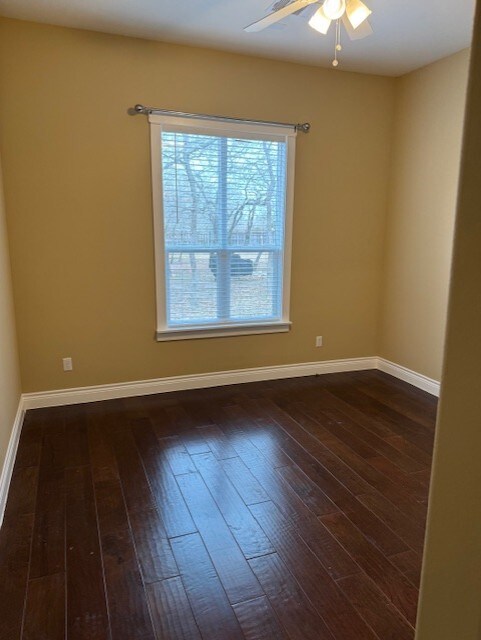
[128,104,147,116]
[296,123,311,133]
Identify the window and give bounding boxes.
[149,114,296,340]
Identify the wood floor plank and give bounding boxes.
[289,511,362,581]
[276,464,340,516]
[176,471,264,603]
[388,550,423,588]
[295,385,395,439]
[38,412,67,466]
[321,512,419,625]
[30,471,65,578]
[248,553,334,640]
[216,409,361,580]
[250,501,377,640]
[318,435,427,522]
[318,381,434,454]
[125,395,175,423]
[234,399,308,469]
[13,425,43,470]
[253,400,374,497]
[170,533,245,640]
[66,466,109,640]
[197,424,239,459]
[87,419,120,485]
[128,507,179,583]
[206,401,292,468]
[147,577,201,640]
[131,421,196,538]
[29,426,66,579]
[3,465,39,519]
[242,428,294,468]
[110,426,158,513]
[410,467,432,488]
[269,432,359,507]
[350,371,437,430]
[193,451,275,559]
[221,456,271,505]
[156,435,197,476]
[367,456,429,503]
[357,493,426,554]
[95,476,156,640]
[233,595,290,640]
[364,371,438,412]
[295,402,378,459]
[305,397,426,473]
[64,407,90,469]
[0,513,34,640]
[335,494,408,557]
[181,398,217,427]
[165,405,212,454]
[23,573,65,640]
[239,401,410,556]
[21,409,46,431]
[384,434,432,469]
[223,406,356,502]
[337,572,414,640]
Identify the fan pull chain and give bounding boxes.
[332,18,342,67]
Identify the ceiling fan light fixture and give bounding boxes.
[321,0,346,21]
[308,7,332,34]
[244,0,374,70]
[346,0,372,29]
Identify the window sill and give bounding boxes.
[156,321,291,342]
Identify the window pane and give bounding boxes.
[229,251,281,321]
[161,133,220,248]
[227,139,286,249]
[166,252,217,325]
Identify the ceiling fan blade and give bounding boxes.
[245,0,319,32]
[341,13,373,40]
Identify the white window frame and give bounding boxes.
[149,113,296,341]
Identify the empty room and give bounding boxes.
[1,0,481,638]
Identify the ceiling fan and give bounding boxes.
[245,0,373,67]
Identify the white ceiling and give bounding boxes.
[0,0,475,76]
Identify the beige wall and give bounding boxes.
[379,50,470,381]
[0,18,395,393]
[416,3,481,638]
[0,157,21,482]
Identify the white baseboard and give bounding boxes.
[22,357,378,410]
[20,356,440,411]
[0,401,25,527]
[377,358,440,397]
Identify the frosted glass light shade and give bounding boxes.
[308,7,332,34]
[322,0,346,20]
[346,0,372,29]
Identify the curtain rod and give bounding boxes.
[127,104,311,133]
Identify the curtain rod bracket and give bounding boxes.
[127,104,310,133]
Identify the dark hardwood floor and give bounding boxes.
[0,370,437,639]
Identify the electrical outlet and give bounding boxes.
[315,336,323,347]
[63,357,73,372]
